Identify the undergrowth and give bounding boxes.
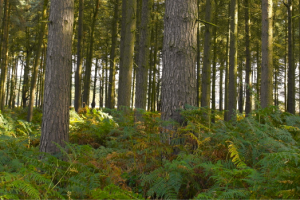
[0,106,300,199]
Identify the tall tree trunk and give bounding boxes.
[75,0,84,112]
[274,64,278,106]
[299,0,300,114]
[100,63,104,107]
[9,55,17,108]
[201,0,211,109]
[131,67,136,108]
[105,46,109,106]
[118,0,137,108]
[256,42,261,109]
[40,44,46,108]
[227,0,238,121]
[245,0,252,115]
[285,0,295,114]
[107,0,119,109]
[196,0,201,107]
[224,3,230,121]
[161,0,197,127]
[132,0,141,109]
[83,0,100,107]
[6,62,10,106]
[151,20,158,112]
[219,59,224,111]
[0,0,4,71]
[22,30,31,109]
[261,0,273,108]
[147,38,153,110]
[0,0,10,110]
[17,60,23,107]
[40,0,74,155]
[27,0,48,122]
[135,0,152,110]
[91,59,98,108]
[238,61,243,113]
[36,70,40,108]
[211,0,218,122]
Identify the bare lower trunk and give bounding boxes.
[118,0,136,108]
[0,0,10,110]
[135,0,152,110]
[161,0,197,127]
[245,0,252,115]
[107,0,119,109]
[201,0,211,109]
[40,0,74,155]
[27,0,48,122]
[285,0,295,113]
[261,0,273,108]
[75,0,84,112]
[227,0,238,121]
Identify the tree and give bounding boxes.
[118,0,136,108]
[75,0,84,112]
[196,0,201,107]
[39,0,74,155]
[0,0,10,110]
[27,0,48,122]
[135,0,152,110]
[284,0,295,114]
[245,0,252,114]
[83,0,100,107]
[224,2,231,121]
[161,0,197,128]
[107,0,119,109]
[201,0,212,109]
[261,0,273,108]
[227,0,238,121]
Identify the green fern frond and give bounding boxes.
[227,141,246,168]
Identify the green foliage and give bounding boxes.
[91,184,142,199]
[2,106,300,199]
[141,153,202,199]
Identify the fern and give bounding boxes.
[91,184,142,199]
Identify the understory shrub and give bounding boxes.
[1,106,300,199]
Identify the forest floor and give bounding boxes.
[0,106,300,199]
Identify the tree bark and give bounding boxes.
[227,0,238,121]
[107,0,119,109]
[285,0,295,114]
[161,0,197,126]
[135,0,152,110]
[117,0,136,108]
[9,55,17,109]
[211,0,218,122]
[224,3,230,121]
[27,0,48,122]
[245,0,252,115]
[83,0,100,107]
[196,0,201,107]
[238,61,243,113]
[219,59,224,111]
[22,30,32,109]
[151,19,158,112]
[201,0,211,109]
[261,0,273,108]
[75,0,84,112]
[0,0,10,110]
[40,0,74,155]
[17,59,24,107]
[91,59,98,108]
[256,43,261,109]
